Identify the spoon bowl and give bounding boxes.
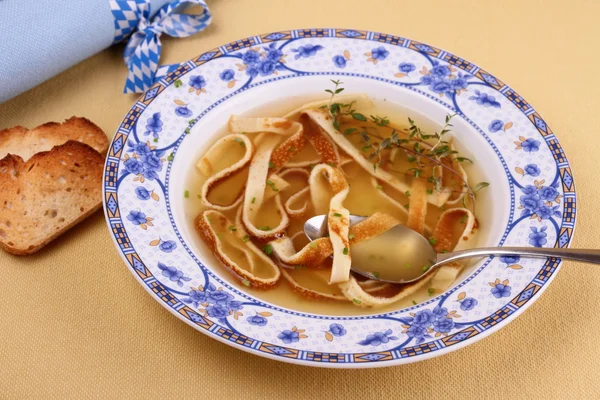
[304,214,600,284]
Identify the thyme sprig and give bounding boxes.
[323,81,489,211]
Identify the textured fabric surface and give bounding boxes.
[0,0,170,103]
[1,0,599,398]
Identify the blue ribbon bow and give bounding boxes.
[113,0,211,94]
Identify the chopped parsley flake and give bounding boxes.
[263,244,273,255]
[348,233,355,240]
[242,235,250,242]
[343,247,349,255]
[352,298,362,305]
[242,279,251,287]
[333,213,342,217]
[228,225,237,232]
[184,190,189,198]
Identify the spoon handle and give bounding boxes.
[437,247,600,265]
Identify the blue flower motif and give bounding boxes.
[257,59,277,76]
[242,49,260,65]
[245,65,259,78]
[490,283,512,298]
[489,119,504,133]
[329,323,346,337]
[371,46,389,61]
[206,304,230,319]
[411,309,436,326]
[206,289,234,305]
[469,90,501,108]
[278,330,300,344]
[500,255,520,265]
[430,65,451,78]
[124,158,144,175]
[247,315,268,326]
[333,55,347,68]
[406,325,429,343]
[451,75,469,91]
[227,300,243,312]
[264,43,283,61]
[290,44,323,59]
[420,75,453,95]
[521,138,540,152]
[159,240,177,253]
[144,113,163,139]
[539,185,559,201]
[398,62,416,74]
[520,193,544,214]
[219,69,235,81]
[432,306,448,319]
[127,141,151,155]
[135,186,151,200]
[188,75,207,90]
[157,262,191,287]
[522,185,538,195]
[433,318,455,333]
[175,106,192,117]
[459,297,478,311]
[126,210,147,225]
[529,226,548,247]
[357,329,399,346]
[524,164,541,177]
[140,152,163,181]
[537,205,561,220]
[182,289,207,308]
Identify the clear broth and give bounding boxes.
[183,96,485,316]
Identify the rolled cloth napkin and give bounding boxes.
[0,0,211,103]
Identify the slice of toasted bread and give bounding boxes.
[0,117,109,162]
[0,140,104,255]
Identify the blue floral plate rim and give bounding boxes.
[102,28,576,367]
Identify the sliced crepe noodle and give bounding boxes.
[241,134,289,239]
[196,209,280,288]
[304,108,462,207]
[282,94,374,120]
[279,267,347,301]
[198,134,253,211]
[229,115,305,171]
[405,178,428,235]
[338,208,478,308]
[278,168,311,218]
[309,164,350,283]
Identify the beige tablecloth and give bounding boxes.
[1,0,600,398]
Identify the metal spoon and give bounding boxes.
[304,214,600,284]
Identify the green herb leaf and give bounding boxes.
[310,241,317,249]
[352,298,362,305]
[371,271,381,279]
[263,244,273,255]
[242,279,251,287]
[344,128,357,135]
[376,185,383,190]
[233,138,245,147]
[174,79,183,88]
[348,233,355,240]
[333,118,340,131]
[333,213,342,217]
[167,153,174,161]
[412,300,418,305]
[343,247,349,255]
[351,112,367,121]
[242,235,250,242]
[269,162,275,169]
[184,190,189,198]
[428,288,435,296]
[153,138,158,142]
[473,182,490,193]
[429,237,437,246]
[460,215,467,224]
[426,188,433,194]
[405,190,411,197]
[259,226,271,231]
[266,179,279,192]
[251,197,256,204]
[228,225,237,232]
[422,264,431,272]
[456,157,473,163]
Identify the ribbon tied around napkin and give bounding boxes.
[111,0,212,93]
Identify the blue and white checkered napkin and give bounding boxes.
[0,0,211,103]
